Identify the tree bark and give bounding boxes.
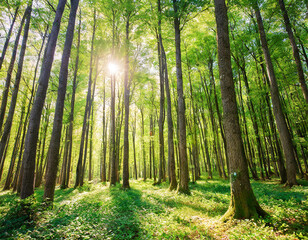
[173,0,189,194]
[214,0,267,220]
[20,0,67,199]
[44,0,79,201]
[254,3,297,187]
[278,0,308,103]
[0,7,27,132]
[75,10,96,188]
[0,3,32,181]
[0,5,19,71]
[122,13,130,189]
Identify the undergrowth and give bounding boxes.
[0,178,307,239]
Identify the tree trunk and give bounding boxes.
[75,10,96,188]
[44,0,79,202]
[0,7,28,132]
[122,13,130,189]
[161,43,177,190]
[214,0,267,220]
[157,0,165,184]
[141,108,146,181]
[278,0,308,103]
[0,3,32,181]
[20,0,67,199]
[173,0,189,194]
[0,5,19,70]
[3,104,24,190]
[254,3,297,187]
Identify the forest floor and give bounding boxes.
[0,177,307,239]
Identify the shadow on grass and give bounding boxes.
[106,185,165,239]
[251,181,307,203]
[0,196,38,239]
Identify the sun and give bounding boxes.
[108,63,118,74]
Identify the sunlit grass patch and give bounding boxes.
[0,177,307,239]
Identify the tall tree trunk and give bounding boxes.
[278,0,308,102]
[161,42,177,190]
[61,11,81,189]
[214,0,267,220]
[0,3,32,181]
[132,112,137,180]
[0,7,28,132]
[157,0,165,184]
[44,0,79,202]
[208,58,229,174]
[20,0,67,199]
[0,5,19,70]
[75,10,96,188]
[173,0,189,194]
[141,108,146,181]
[122,13,130,189]
[254,3,297,187]
[3,104,24,190]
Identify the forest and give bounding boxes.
[0,0,307,239]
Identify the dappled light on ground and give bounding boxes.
[0,178,307,239]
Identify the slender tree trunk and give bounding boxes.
[0,5,19,70]
[62,11,81,189]
[122,14,130,189]
[75,10,96,188]
[208,58,229,174]
[157,0,165,184]
[254,3,297,187]
[214,0,267,220]
[173,0,189,194]
[161,44,177,189]
[132,113,137,180]
[20,0,67,199]
[141,108,146,181]
[0,7,28,132]
[0,4,32,181]
[278,0,308,102]
[101,75,107,182]
[3,105,24,190]
[44,0,79,202]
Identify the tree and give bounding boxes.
[44,0,79,202]
[173,0,189,194]
[253,1,298,187]
[20,0,67,199]
[0,2,32,182]
[278,0,308,103]
[214,0,267,220]
[0,4,19,71]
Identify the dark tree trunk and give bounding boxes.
[122,14,130,189]
[0,5,19,70]
[44,0,79,202]
[161,43,177,190]
[141,108,146,181]
[61,11,81,189]
[214,0,267,220]
[173,0,189,194]
[254,3,297,187]
[20,0,67,199]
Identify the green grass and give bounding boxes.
[0,178,307,239]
